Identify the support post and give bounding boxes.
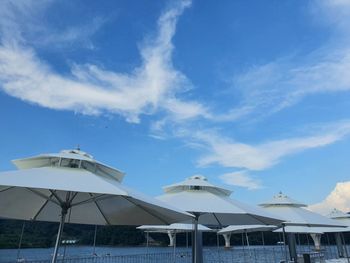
[168,231,175,246]
[336,232,345,258]
[16,221,25,261]
[310,233,322,251]
[340,233,350,263]
[287,233,298,262]
[223,233,231,248]
[186,232,188,248]
[93,225,98,255]
[282,224,289,263]
[51,207,67,263]
[173,232,177,263]
[192,213,203,263]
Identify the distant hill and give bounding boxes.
[0,219,146,249]
[3,219,345,249]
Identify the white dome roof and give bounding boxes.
[259,192,306,207]
[12,149,125,182]
[163,175,232,196]
[328,208,350,219]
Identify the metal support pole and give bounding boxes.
[51,207,67,263]
[261,232,265,246]
[93,225,98,255]
[186,232,188,249]
[173,232,177,263]
[245,230,252,260]
[216,232,220,248]
[245,231,250,247]
[16,221,25,261]
[282,224,288,263]
[261,232,267,263]
[242,232,246,262]
[340,233,350,263]
[306,233,311,251]
[336,232,345,258]
[287,233,298,263]
[192,213,203,263]
[192,214,198,263]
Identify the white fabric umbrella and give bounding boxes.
[157,175,283,263]
[274,226,325,234]
[219,224,276,235]
[274,225,350,234]
[259,192,346,227]
[137,223,213,247]
[328,208,350,227]
[158,176,283,226]
[219,225,276,250]
[259,192,347,261]
[137,223,213,232]
[0,150,192,263]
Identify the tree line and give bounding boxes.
[1,219,348,249]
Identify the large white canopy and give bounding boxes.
[157,175,283,226]
[12,149,125,182]
[137,223,213,233]
[328,208,350,227]
[0,150,192,225]
[0,150,193,263]
[218,225,277,235]
[273,226,350,234]
[158,176,283,263]
[259,192,345,227]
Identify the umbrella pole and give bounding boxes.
[245,231,250,247]
[340,233,350,263]
[16,221,25,261]
[173,231,177,263]
[261,232,267,263]
[282,224,288,263]
[216,231,221,261]
[245,230,252,260]
[51,208,67,263]
[186,232,188,249]
[194,215,198,263]
[93,225,98,255]
[242,232,246,262]
[193,213,200,263]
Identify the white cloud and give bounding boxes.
[220,170,262,190]
[226,48,350,121]
[309,182,350,215]
[0,0,208,123]
[195,121,350,170]
[314,0,350,32]
[35,16,108,49]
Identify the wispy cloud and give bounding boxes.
[219,170,262,190]
[228,49,350,119]
[0,0,208,123]
[219,0,350,122]
[35,16,108,49]
[195,121,350,171]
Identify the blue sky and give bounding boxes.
[1,0,350,213]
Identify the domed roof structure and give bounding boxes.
[12,149,125,182]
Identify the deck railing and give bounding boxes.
[6,245,350,263]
